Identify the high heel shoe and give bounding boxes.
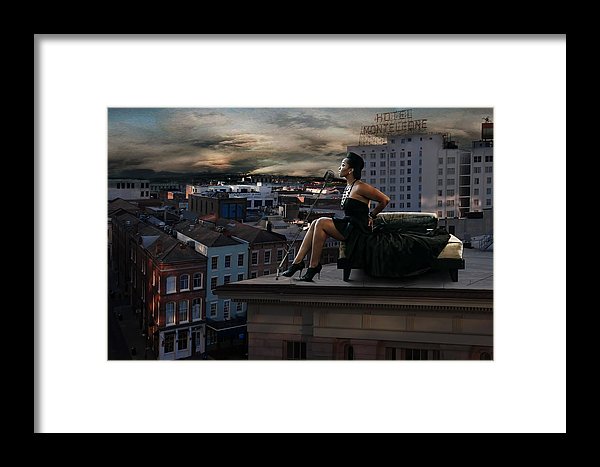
[281,261,305,277]
[298,263,322,282]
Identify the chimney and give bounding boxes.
[266,220,272,232]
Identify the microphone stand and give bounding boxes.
[276,171,336,280]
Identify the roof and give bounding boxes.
[215,218,287,244]
[173,220,242,247]
[145,232,206,263]
[216,248,493,308]
[108,198,141,216]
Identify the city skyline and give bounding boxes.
[108,108,493,178]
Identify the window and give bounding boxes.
[437,211,443,217]
[448,157,455,164]
[486,177,492,184]
[407,177,411,183]
[389,186,396,192]
[447,210,455,217]
[446,200,455,206]
[370,161,376,167]
[446,189,455,196]
[407,193,411,199]
[399,186,405,192]
[391,194,396,200]
[250,271,258,279]
[223,300,231,320]
[438,168,443,175]
[251,251,258,265]
[166,302,175,326]
[264,250,271,264]
[407,202,411,208]
[210,277,218,291]
[285,341,307,360]
[407,159,412,166]
[400,151,405,158]
[437,200,443,207]
[486,199,492,206]
[485,166,493,173]
[288,248,295,262]
[180,274,189,291]
[473,188,479,195]
[390,169,396,175]
[211,257,218,269]
[400,161,405,167]
[380,161,386,167]
[236,301,243,312]
[390,203,395,208]
[193,272,203,289]
[277,249,284,262]
[210,302,217,318]
[237,273,244,282]
[380,186,386,192]
[224,275,231,285]
[140,191,144,197]
[238,253,244,267]
[177,330,188,350]
[403,348,440,360]
[263,270,270,276]
[166,276,176,294]
[486,188,492,195]
[448,179,455,185]
[345,345,354,360]
[385,347,398,360]
[473,167,481,173]
[178,300,189,322]
[437,190,443,197]
[398,194,404,200]
[390,160,396,167]
[474,178,480,185]
[407,169,411,174]
[473,155,482,163]
[447,168,455,175]
[473,199,480,206]
[370,170,376,176]
[380,170,386,176]
[438,157,443,165]
[192,298,201,321]
[407,151,412,157]
[225,255,231,268]
[485,155,493,162]
[437,179,443,186]
[399,203,405,208]
[164,333,175,353]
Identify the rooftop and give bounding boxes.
[173,219,243,247]
[216,248,492,306]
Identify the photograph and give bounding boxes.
[108,107,494,360]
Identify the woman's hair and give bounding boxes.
[345,152,365,180]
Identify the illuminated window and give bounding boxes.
[180,274,189,291]
[193,272,203,289]
[178,300,189,322]
[166,302,175,326]
[166,276,176,294]
[192,298,201,321]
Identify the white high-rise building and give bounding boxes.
[108,179,151,201]
[348,133,444,213]
[347,121,493,219]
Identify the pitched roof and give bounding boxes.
[173,220,242,247]
[108,198,141,215]
[215,218,287,244]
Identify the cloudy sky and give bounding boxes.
[108,108,492,177]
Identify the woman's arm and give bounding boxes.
[356,182,390,217]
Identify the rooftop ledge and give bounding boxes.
[216,249,492,310]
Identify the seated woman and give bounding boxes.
[281,152,450,281]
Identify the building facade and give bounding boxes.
[108,179,151,201]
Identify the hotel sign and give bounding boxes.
[360,109,428,138]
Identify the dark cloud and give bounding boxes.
[266,110,347,130]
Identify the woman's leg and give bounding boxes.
[293,220,317,264]
[309,218,345,267]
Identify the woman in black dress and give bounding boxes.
[281,152,450,281]
[281,152,389,281]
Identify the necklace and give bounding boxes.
[341,179,357,208]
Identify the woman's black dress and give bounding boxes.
[332,198,451,278]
